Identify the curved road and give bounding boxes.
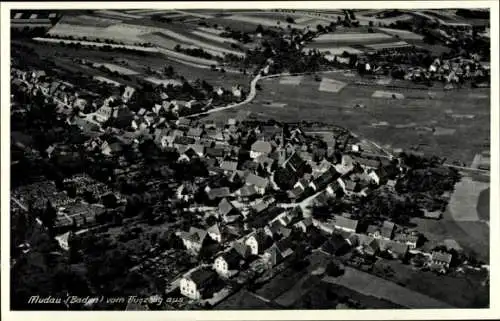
[183,68,353,119]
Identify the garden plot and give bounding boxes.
[92,62,140,75]
[378,27,424,40]
[191,30,240,44]
[279,76,303,85]
[433,127,456,136]
[314,32,393,42]
[372,90,405,99]
[448,176,489,222]
[319,78,347,93]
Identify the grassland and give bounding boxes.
[13,40,252,90]
[216,72,490,165]
[372,260,489,308]
[322,267,452,308]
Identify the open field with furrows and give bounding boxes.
[412,174,490,262]
[236,72,490,165]
[49,17,245,58]
[13,40,252,90]
[377,27,424,40]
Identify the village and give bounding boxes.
[8,7,491,311]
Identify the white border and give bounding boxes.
[1,1,499,320]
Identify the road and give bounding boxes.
[183,68,353,119]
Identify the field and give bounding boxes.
[378,27,424,40]
[322,267,452,308]
[218,71,490,165]
[372,90,405,99]
[448,176,489,222]
[412,174,490,262]
[313,32,394,43]
[372,260,489,308]
[279,76,303,85]
[92,62,140,75]
[319,78,347,93]
[13,40,252,90]
[303,46,363,55]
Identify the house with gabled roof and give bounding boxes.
[250,140,272,159]
[207,224,222,243]
[332,215,358,233]
[214,249,243,278]
[430,251,453,273]
[178,227,208,254]
[186,127,204,139]
[207,187,231,201]
[245,173,269,195]
[337,177,359,195]
[245,229,273,256]
[309,166,340,191]
[220,161,238,173]
[394,233,420,249]
[180,267,218,300]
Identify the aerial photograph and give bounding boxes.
[8,6,491,311]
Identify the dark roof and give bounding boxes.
[313,166,340,189]
[206,147,225,158]
[218,198,236,216]
[174,136,195,146]
[352,156,381,168]
[432,251,452,264]
[188,268,217,287]
[285,152,306,172]
[379,239,408,256]
[233,241,250,257]
[220,249,242,269]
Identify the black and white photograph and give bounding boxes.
[1,1,498,319]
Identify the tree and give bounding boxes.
[286,16,295,24]
[256,24,264,34]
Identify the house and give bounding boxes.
[176,118,191,128]
[187,144,205,157]
[207,187,231,201]
[352,156,381,170]
[245,173,269,194]
[207,224,222,243]
[362,238,380,257]
[430,251,453,273]
[337,177,359,195]
[255,155,275,173]
[218,198,239,220]
[186,127,204,139]
[178,227,208,253]
[250,140,272,159]
[245,230,273,255]
[335,155,354,174]
[276,238,295,258]
[236,184,258,201]
[205,147,225,160]
[220,161,238,173]
[293,217,313,233]
[55,231,71,251]
[332,215,358,233]
[180,268,218,300]
[263,244,284,266]
[379,239,409,261]
[367,221,395,240]
[283,152,306,174]
[309,166,340,191]
[233,241,251,258]
[214,249,242,278]
[394,233,420,249]
[173,136,195,149]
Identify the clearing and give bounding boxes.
[279,75,303,85]
[318,78,347,93]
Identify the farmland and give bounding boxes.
[209,72,489,165]
[12,40,252,90]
